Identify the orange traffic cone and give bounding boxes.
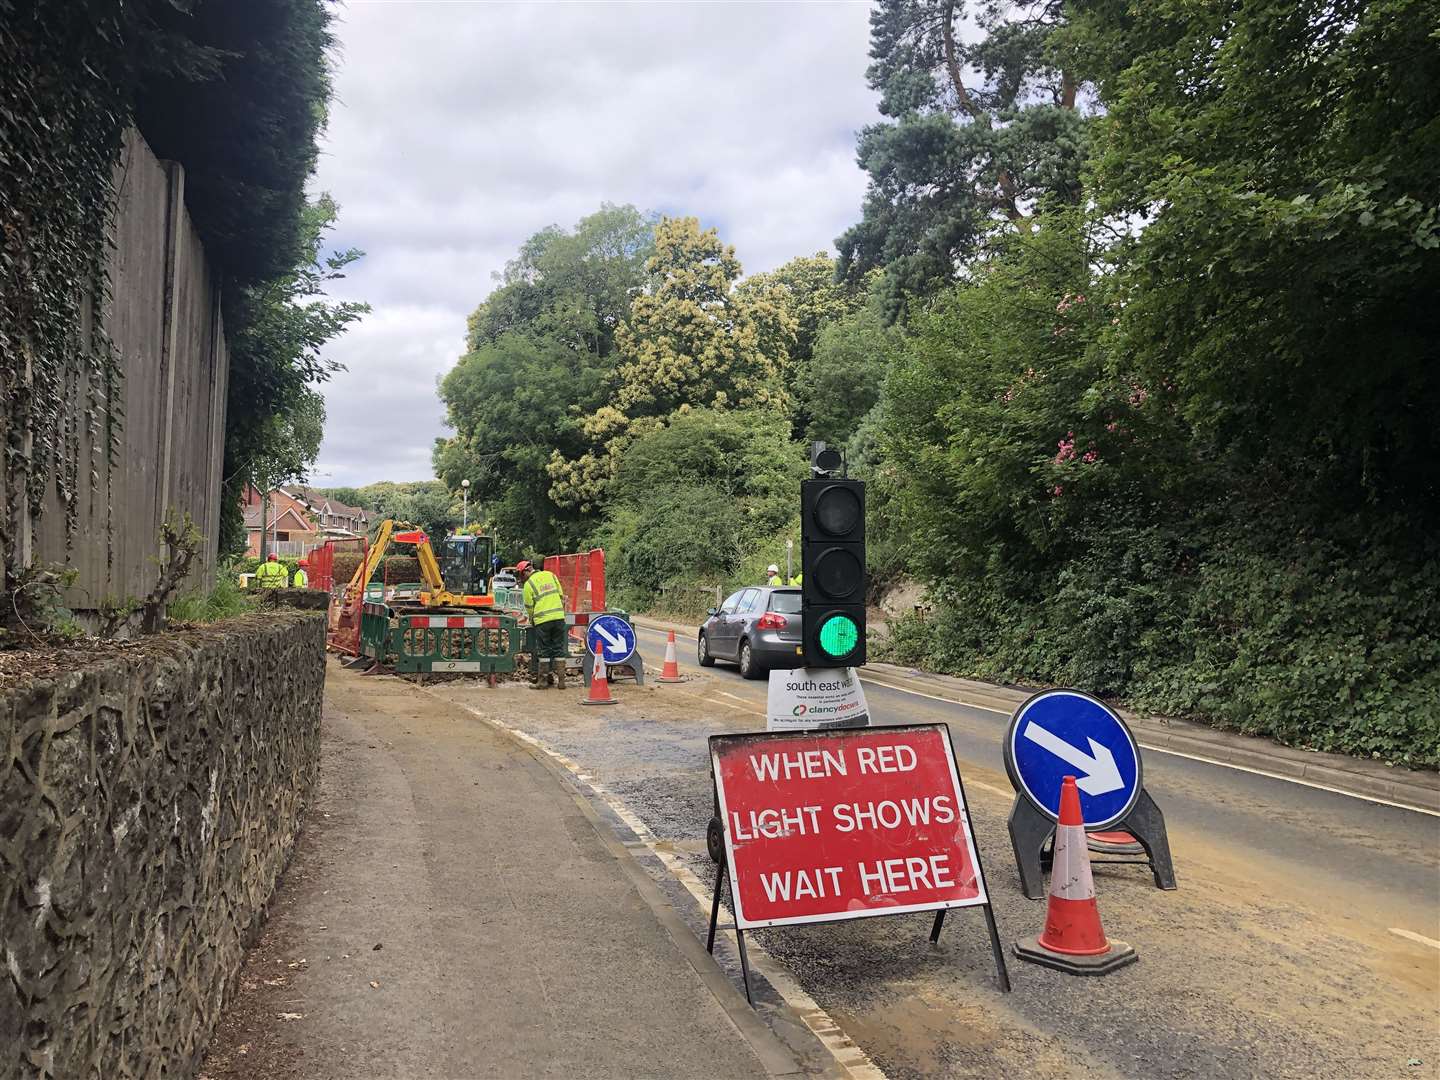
[1014,775,1137,974]
[659,630,684,682]
[582,656,617,706]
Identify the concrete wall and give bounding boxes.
[33,127,229,610]
[0,610,325,1079]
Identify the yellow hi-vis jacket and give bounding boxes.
[523,569,566,625]
[292,568,308,588]
[254,560,287,588]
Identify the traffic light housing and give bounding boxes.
[801,477,866,667]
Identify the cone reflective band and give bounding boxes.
[801,477,865,667]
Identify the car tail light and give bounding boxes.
[756,612,788,631]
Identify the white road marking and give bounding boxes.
[714,690,754,704]
[707,697,760,715]
[1387,928,1440,950]
[637,625,1440,817]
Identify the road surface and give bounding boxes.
[427,623,1439,1080]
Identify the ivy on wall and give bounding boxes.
[0,0,339,631]
[0,2,136,624]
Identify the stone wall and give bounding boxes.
[0,611,326,1079]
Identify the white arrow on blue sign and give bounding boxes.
[586,614,636,665]
[1005,689,1141,829]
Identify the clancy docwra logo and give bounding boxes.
[792,705,808,716]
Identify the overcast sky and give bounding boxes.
[308,0,879,488]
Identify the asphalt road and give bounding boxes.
[631,625,1439,927]
[432,626,1439,1079]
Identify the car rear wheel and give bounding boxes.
[738,639,763,680]
[697,632,715,667]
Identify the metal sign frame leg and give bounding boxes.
[1008,795,1056,900]
[705,859,754,1005]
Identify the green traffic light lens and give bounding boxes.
[817,613,859,658]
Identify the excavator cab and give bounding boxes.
[438,534,493,597]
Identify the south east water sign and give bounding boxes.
[586,614,636,666]
[1005,688,1141,830]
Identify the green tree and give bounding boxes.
[220,195,369,554]
[434,205,655,553]
[736,253,870,435]
[800,296,900,444]
[550,217,794,509]
[873,1,1440,766]
[1075,0,1440,519]
[838,0,1089,311]
[597,409,806,606]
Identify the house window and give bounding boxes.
[276,531,290,541]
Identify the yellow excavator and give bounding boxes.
[346,518,495,608]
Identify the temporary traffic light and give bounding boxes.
[801,474,866,667]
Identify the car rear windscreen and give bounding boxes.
[768,591,801,614]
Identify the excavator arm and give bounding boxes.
[346,518,396,604]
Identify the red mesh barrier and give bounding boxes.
[542,549,606,613]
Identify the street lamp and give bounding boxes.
[461,478,470,528]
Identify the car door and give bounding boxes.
[728,588,760,659]
[731,593,766,650]
[711,590,746,657]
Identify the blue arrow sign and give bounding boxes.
[1005,689,1141,829]
[586,614,636,665]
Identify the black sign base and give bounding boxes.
[1013,933,1138,975]
[582,650,644,686]
[1009,789,1178,900]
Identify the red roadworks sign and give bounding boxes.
[710,724,990,928]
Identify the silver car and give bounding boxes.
[697,586,803,679]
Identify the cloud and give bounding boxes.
[311,1,878,488]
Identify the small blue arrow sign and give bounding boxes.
[586,614,636,665]
[1005,689,1141,828]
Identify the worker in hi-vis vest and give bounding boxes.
[518,560,567,689]
[292,558,309,588]
[254,552,287,589]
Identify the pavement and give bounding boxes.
[201,664,819,1080]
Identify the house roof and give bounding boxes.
[286,486,370,521]
[243,498,317,533]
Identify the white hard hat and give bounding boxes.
[767,564,780,574]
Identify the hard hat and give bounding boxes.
[267,553,278,561]
[515,560,532,575]
[297,558,308,567]
[767,564,779,574]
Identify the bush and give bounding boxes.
[169,573,258,624]
[328,553,421,586]
[878,515,1440,768]
[598,409,807,611]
